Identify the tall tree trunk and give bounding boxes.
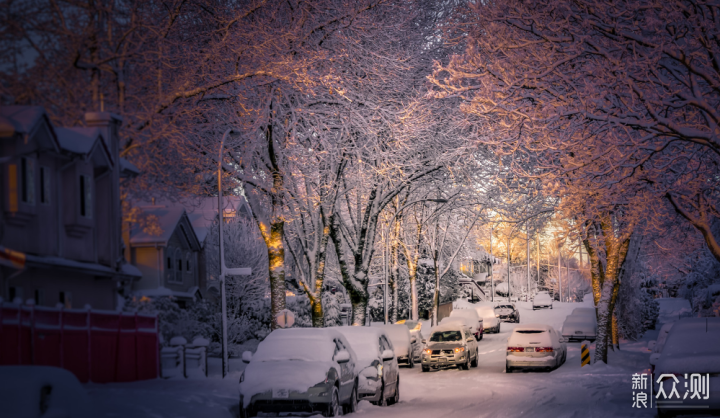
[267,222,287,329]
[611,314,619,350]
[389,217,401,323]
[329,214,369,326]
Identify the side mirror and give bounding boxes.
[649,353,661,366]
[381,349,395,361]
[335,350,351,363]
[422,339,427,345]
[410,336,417,344]
[648,341,656,352]
[242,351,253,364]
[558,337,566,343]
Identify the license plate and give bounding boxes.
[273,388,289,398]
[439,358,447,363]
[526,347,535,352]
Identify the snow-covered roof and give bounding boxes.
[0,106,47,135]
[333,326,385,370]
[130,205,186,246]
[22,252,140,281]
[120,158,140,177]
[55,127,100,154]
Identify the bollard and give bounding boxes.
[581,341,591,367]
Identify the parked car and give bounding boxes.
[571,307,596,317]
[378,324,418,368]
[532,293,553,310]
[506,324,567,372]
[494,304,520,323]
[0,366,92,418]
[396,320,424,362]
[653,318,720,418]
[561,314,597,342]
[474,305,502,333]
[239,328,358,417]
[334,327,400,406]
[421,323,479,372]
[449,308,484,340]
[647,322,675,374]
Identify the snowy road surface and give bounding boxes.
[87,300,665,418]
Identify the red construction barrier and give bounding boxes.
[0,303,158,383]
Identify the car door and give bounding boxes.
[466,330,478,359]
[380,336,397,396]
[334,339,354,402]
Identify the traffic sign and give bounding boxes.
[275,309,295,328]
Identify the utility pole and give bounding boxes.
[536,234,540,292]
[526,222,530,301]
[557,240,562,304]
[507,234,511,301]
[217,128,252,378]
[383,226,388,324]
[490,225,494,302]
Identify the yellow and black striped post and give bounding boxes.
[581,342,591,366]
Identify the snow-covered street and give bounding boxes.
[85,300,671,418]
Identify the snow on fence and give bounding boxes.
[0,302,158,383]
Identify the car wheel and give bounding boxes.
[325,387,341,417]
[422,365,430,372]
[378,384,387,407]
[344,386,358,414]
[408,354,414,368]
[471,350,478,367]
[505,362,512,373]
[387,380,399,406]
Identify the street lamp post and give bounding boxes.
[217,128,252,378]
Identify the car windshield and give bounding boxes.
[430,331,462,342]
[497,305,513,309]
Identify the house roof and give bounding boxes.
[0,106,47,135]
[55,127,100,154]
[129,205,186,246]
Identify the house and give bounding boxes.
[0,106,141,310]
[126,196,251,305]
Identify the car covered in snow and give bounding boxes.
[334,327,400,406]
[506,324,567,372]
[474,305,502,333]
[449,308,484,340]
[377,324,419,367]
[0,365,92,418]
[647,321,675,374]
[239,328,359,417]
[571,307,596,317]
[396,319,424,362]
[494,304,520,323]
[532,293,553,310]
[653,317,720,417]
[561,314,597,342]
[421,323,479,372]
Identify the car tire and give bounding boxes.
[505,362,512,373]
[387,380,399,406]
[408,354,414,368]
[325,387,341,417]
[344,386,358,414]
[378,384,387,407]
[471,350,478,367]
[422,365,430,372]
[240,405,253,418]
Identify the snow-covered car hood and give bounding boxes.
[656,355,720,375]
[482,317,500,327]
[561,319,596,335]
[495,308,513,315]
[240,360,337,407]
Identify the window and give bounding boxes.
[35,289,45,306]
[9,286,23,303]
[40,166,51,204]
[59,291,72,309]
[168,248,183,284]
[166,247,173,270]
[79,174,92,218]
[186,252,192,272]
[21,158,35,205]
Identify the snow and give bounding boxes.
[82,298,689,418]
[374,324,410,357]
[508,325,554,346]
[656,297,692,324]
[561,315,597,337]
[532,294,553,306]
[333,326,383,372]
[0,365,91,418]
[239,328,355,408]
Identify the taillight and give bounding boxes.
[536,347,553,352]
[455,347,465,353]
[507,347,524,352]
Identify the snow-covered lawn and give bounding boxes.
[86,300,669,418]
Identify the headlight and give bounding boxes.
[454,347,465,353]
[239,372,244,383]
[495,314,500,317]
[377,364,383,378]
[424,349,432,355]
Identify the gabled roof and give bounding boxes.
[55,127,113,167]
[129,205,201,250]
[0,106,60,152]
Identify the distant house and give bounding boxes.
[0,106,141,310]
[126,196,251,305]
